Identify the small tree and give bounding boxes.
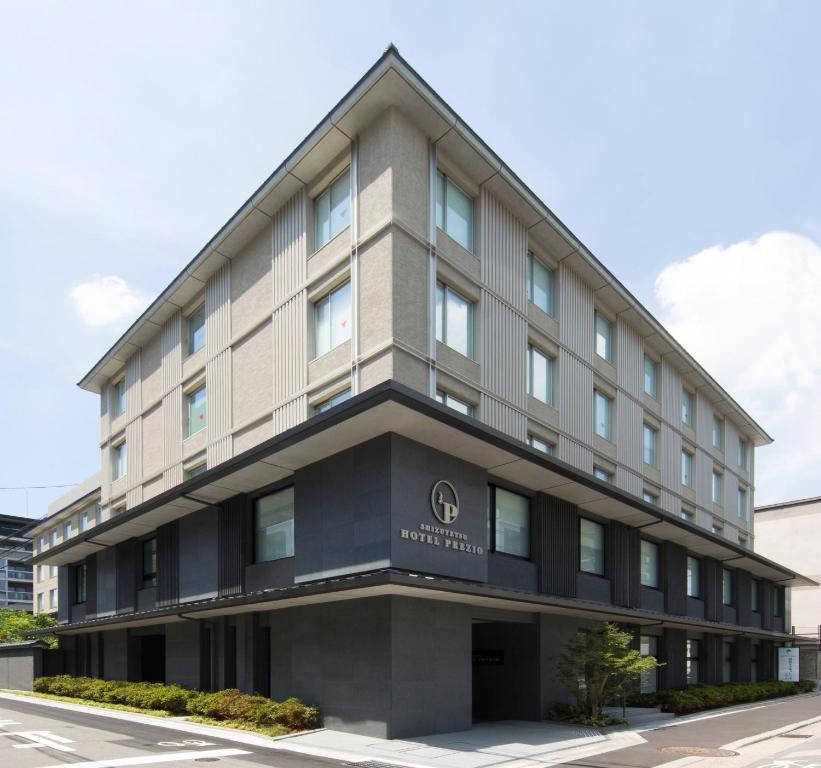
[0,609,59,649]
[557,622,661,718]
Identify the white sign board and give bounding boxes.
[778,647,800,682]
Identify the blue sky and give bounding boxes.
[1,1,819,519]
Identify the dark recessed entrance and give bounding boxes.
[139,635,165,683]
[472,619,540,721]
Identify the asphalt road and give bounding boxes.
[745,730,821,768]
[0,697,346,768]
[569,693,821,768]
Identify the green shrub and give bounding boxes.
[31,676,320,732]
[628,680,815,715]
[548,702,625,727]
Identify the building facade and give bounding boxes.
[755,496,821,638]
[0,514,34,611]
[32,48,810,738]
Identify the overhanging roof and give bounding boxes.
[32,381,810,589]
[76,46,771,446]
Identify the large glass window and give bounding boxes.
[712,471,722,504]
[751,579,760,612]
[187,385,207,436]
[681,450,693,487]
[314,281,351,358]
[594,312,613,362]
[188,304,206,356]
[722,568,734,605]
[644,356,657,398]
[436,282,473,358]
[594,390,612,440]
[435,390,473,416]
[579,518,605,575]
[686,639,700,684]
[643,424,657,467]
[528,345,553,405]
[687,556,700,598]
[112,442,127,481]
[436,171,473,251]
[75,563,87,604]
[113,379,126,418]
[681,388,694,426]
[527,251,554,316]
[314,168,350,250]
[315,388,351,414]
[712,414,723,449]
[737,487,748,519]
[255,487,295,562]
[492,487,530,558]
[142,538,157,588]
[640,539,659,588]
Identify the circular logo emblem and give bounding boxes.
[431,480,460,525]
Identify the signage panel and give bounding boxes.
[778,647,800,682]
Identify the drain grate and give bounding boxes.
[659,746,739,757]
[779,733,813,738]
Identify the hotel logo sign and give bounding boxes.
[431,480,459,524]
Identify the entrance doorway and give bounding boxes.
[139,635,165,683]
[472,620,540,721]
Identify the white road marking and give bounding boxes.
[0,719,21,727]
[33,747,251,767]
[4,730,75,752]
[157,739,215,747]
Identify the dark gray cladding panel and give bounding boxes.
[116,540,138,614]
[736,570,752,626]
[761,582,775,631]
[390,434,488,583]
[85,554,98,618]
[536,494,578,597]
[157,521,179,607]
[57,566,70,623]
[660,628,687,689]
[294,434,392,583]
[179,506,219,602]
[703,557,723,623]
[607,521,640,608]
[736,636,752,682]
[701,634,723,684]
[96,548,117,616]
[245,557,294,593]
[663,542,687,616]
[219,495,249,597]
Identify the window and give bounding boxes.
[79,510,89,532]
[186,384,207,436]
[643,424,657,467]
[644,356,657,398]
[37,593,45,612]
[594,312,613,362]
[722,568,733,605]
[185,462,208,479]
[737,487,748,519]
[142,538,157,589]
[492,487,530,558]
[751,580,760,612]
[681,450,693,487]
[594,390,612,440]
[75,563,87,604]
[255,487,295,562]
[314,168,350,250]
[681,389,694,426]
[37,565,44,583]
[527,345,553,405]
[528,435,553,455]
[723,641,734,683]
[436,171,473,251]
[712,522,724,536]
[686,639,700,685]
[63,521,72,540]
[579,518,605,575]
[187,304,206,355]
[687,556,700,598]
[49,529,57,547]
[739,535,748,548]
[50,565,58,579]
[113,379,126,418]
[435,390,473,416]
[112,442,127,481]
[712,415,723,450]
[436,282,473,358]
[49,588,57,610]
[38,535,45,553]
[527,251,554,316]
[774,586,783,618]
[315,389,352,414]
[314,281,351,358]
[738,438,748,469]
[111,504,125,518]
[712,471,722,504]
[94,503,102,525]
[640,540,659,587]
[642,491,658,505]
[594,467,612,483]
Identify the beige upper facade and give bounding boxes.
[38,49,766,560]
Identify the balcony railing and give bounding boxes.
[6,592,33,601]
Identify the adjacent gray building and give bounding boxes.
[0,514,34,611]
[31,47,811,738]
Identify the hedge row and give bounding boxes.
[628,679,816,715]
[33,676,319,731]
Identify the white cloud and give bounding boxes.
[70,275,151,329]
[654,231,821,505]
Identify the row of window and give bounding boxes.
[36,588,58,612]
[37,505,101,553]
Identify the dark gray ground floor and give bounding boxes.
[53,595,783,739]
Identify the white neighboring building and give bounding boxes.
[755,496,821,638]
